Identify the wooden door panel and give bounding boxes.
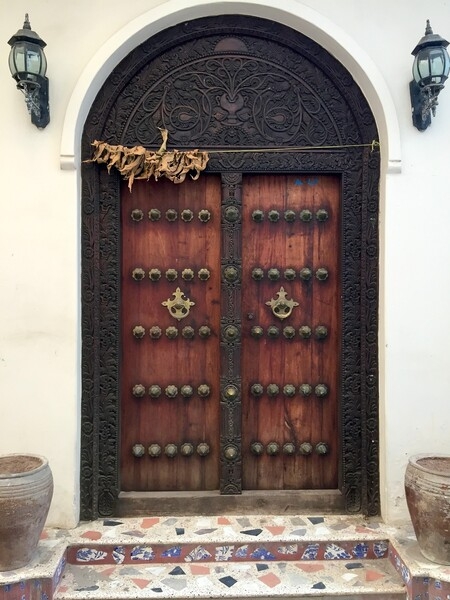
[120,176,221,491]
[241,174,341,490]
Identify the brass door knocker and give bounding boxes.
[162,287,195,320]
[265,286,299,320]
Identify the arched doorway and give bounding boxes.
[80,15,380,520]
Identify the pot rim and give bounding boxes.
[0,453,49,479]
[408,453,450,476]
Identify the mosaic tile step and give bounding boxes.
[54,558,406,599]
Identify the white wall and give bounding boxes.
[1,0,449,528]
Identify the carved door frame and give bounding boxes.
[80,15,380,520]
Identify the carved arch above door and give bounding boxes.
[80,15,380,520]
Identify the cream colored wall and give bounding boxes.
[1,0,449,528]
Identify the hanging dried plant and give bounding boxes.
[87,129,209,190]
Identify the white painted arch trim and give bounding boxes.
[60,0,402,173]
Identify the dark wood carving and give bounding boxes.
[81,15,380,519]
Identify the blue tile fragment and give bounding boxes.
[345,562,364,569]
[219,576,238,587]
[312,582,326,589]
[162,546,182,558]
[176,528,185,536]
[250,547,275,560]
[103,520,123,526]
[151,588,163,593]
[256,564,269,571]
[169,566,185,575]
[75,586,99,591]
[307,517,324,525]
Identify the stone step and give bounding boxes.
[54,558,406,599]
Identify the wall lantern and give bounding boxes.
[8,14,49,129]
[410,20,450,131]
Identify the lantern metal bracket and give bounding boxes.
[410,80,438,132]
[16,74,49,129]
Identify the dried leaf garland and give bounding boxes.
[87,129,209,190]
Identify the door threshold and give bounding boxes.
[117,489,345,516]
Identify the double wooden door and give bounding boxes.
[120,173,341,493]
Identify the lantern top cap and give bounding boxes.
[412,20,449,56]
[8,13,47,48]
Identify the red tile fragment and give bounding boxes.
[365,569,386,582]
[190,565,210,575]
[356,526,376,534]
[259,573,281,588]
[217,517,231,525]
[40,530,49,540]
[296,563,325,572]
[141,517,159,528]
[132,579,150,589]
[81,530,102,540]
[266,526,285,535]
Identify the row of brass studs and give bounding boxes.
[132,442,210,458]
[132,268,211,282]
[251,441,329,456]
[252,267,328,281]
[132,384,211,399]
[133,325,212,339]
[250,383,328,398]
[131,208,212,223]
[251,325,328,340]
[251,209,329,223]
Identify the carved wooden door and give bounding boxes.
[120,172,340,493]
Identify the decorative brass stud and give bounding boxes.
[132,267,146,281]
[165,326,178,339]
[223,265,239,283]
[251,325,264,339]
[132,325,146,339]
[198,209,211,223]
[283,442,296,455]
[299,442,313,455]
[266,287,299,320]
[198,268,211,281]
[315,267,329,281]
[315,325,328,339]
[316,208,329,222]
[251,442,264,455]
[148,444,162,457]
[162,287,195,320]
[132,443,145,457]
[268,210,280,222]
[131,208,144,222]
[197,442,210,457]
[299,267,312,281]
[300,209,313,222]
[315,383,328,398]
[267,383,279,397]
[181,384,194,398]
[165,209,178,222]
[251,383,264,397]
[268,268,280,281]
[283,384,296,397]
[315,442,329,455]
[284,268,296,281]
[182,268,195,281]
[181,209,194,222]
[181,443,194,456]
[299,325,312,339]
[224,445,237,460]
[267,325,280,338]
[251,267,264,281]
[149,385,162,398]
[224,205,240,222]
[132,384,146,398]
[283,326,296,339]
[165,385,178,398]
[165,443,178,457]
[165,268,178,282]
[148,208,161,221]
[284,210,296,222]
[299,383,312,397]
[198,384,211,398]
[149,326,162,339]
[251,209,264,222]
[198,325,211,338]
[224,385,238,399]
[182,326,195,339]
[267,442,280,455]
[223,325,239,342]
[149,268,162,281]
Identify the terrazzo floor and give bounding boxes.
[2,515,450,600]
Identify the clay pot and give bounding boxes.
[405,453,450,564]
[0,454,53,571]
